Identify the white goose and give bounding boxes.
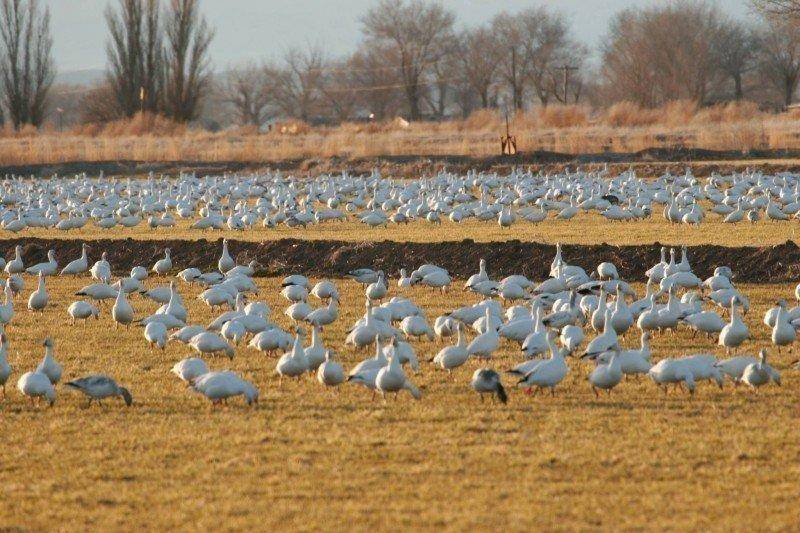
[27,273,48,312]
[718,297,749,354]
[276,328,309,383]
[60,244,89,275]
[171,357,209,384]
[190,332,235,359]
[152,248,172,276]
[0,333,11,397]
[433,322,468,372]
[742,349,778,390]
[192,371,259,406]
[375,339,421,400]
[218,239,234,273]
[317,350,345,388]
[68,301,99,324]
[4,245,24,274]
[466,307,500,359]
[90,252,112,283]
[26,250,57,276]
[771,299,796,353]
[17,371,56,406]
[36,337,62,384]
[588,346,623,397]
[0,284,14,325]
[111,281,134,328]
[517,331,568,396]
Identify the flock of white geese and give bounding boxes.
[1,167,800,232]
[0,238,791,408]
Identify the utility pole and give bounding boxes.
[557,65,578,103]
[510,46,518,110]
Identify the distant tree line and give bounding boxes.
[10,0,800,131]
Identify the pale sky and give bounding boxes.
[45,0,754,73]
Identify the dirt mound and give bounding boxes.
[3,237,799,284]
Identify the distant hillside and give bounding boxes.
[55,69,105,86]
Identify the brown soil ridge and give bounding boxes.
[2,237,799,284]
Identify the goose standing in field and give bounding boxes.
[90,252,112,283]
[67,301,99,324]
[27,272,48,312]
[26,250,57,276]
[317,350,345,388]
[466,307,500,359]
[715,354,781,386]
[617,332,652,377]
[304,326,327,371]
[518,332,568,396]
[17,371,56,406]
[218,239,234,273]
[66,375,133,407]
[152,248,172,276]
[587,346,623,397]
[433,322,468,372]
[310,280,339,301]
[583,308,618,358]
[304,297,339,328]
[471,368,507,403]
[741,349,775,391]
[465,258,490,290]
[36,337,62,384]
[5,245,23,274]
[171,357,210,384]
[648,358,696,395]
[60,244,89,275]
[397,269,412,289]
[0,333,11,397]
[192,371,259,406]
[718,297,749,354]
[0,284,13,325]
[130,265,148,281]
[375,339,421,400]
[365,272,387,302]
[771,299,796,353]
[111,281,134,328]
[276,328,309,383]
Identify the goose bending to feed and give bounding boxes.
[68,301,99,324]
[190,332,235,359]
[66,375,133,407]
[36,337,61,384]
[171,357,209,384]
[647,359,695,395]
[27,273,48,312]
[61,244,89,275]
[17,371,56,406]
[742,349,778,391]
[471,368,507,403]
[317,350,345,388]
[144,321,168,350]
[192,371,259,406]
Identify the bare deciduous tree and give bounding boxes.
[759,17,800,107]
[347,44,402,120]
[271,46,325,122]
[220,64,273,127]
[105,0,163,118]
[163,0,214,122]
[753,0,800,16]
[361,0,455,120]
[715,19,760,100]
[458,26,500,109]
[0,0,54,128]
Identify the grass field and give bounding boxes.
[9,213,800,247]
[0,273,797,530]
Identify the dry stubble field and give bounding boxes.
[0,269,798,530]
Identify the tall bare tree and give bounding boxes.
[220,64,273,127]
[753,0,800,16]
[759,17,800,107]
[458,26,499,109]
[0,0,54,128]
[105,0,163,117]
[347,44,402,120]
[163,0,214,122]
[271,46,326,122]
[714,19,760,100]
[361,0,455,120]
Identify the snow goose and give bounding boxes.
[397,269,412,289]
[27,273,48,312]
[130,265,148,281]
[648,358,696,395]
[111,281,135,328]
[517,332,568,396]
[771,299,796,353]
[434,315,458,340]
[66,375,132,407]
[464,258,490,290]
[190,332,235,359]
[365,272,388,301]
[192,371,259,406]
[742,349,779,390]
[248,328,293,355]
[0,333,11,397]
[68,301,99,324]
[152,248,172,276]
[4,245,24,274]
[317,350,345,388]
[618,332,652,377]
[509,331,559,378]
[158,282,187,322]
[375,339,421,400]
[170,325,207,344]
[680,354,724,389]
[36,337,62,384]
[433,322,469,372]
[718,297,749,354]
[471,368,507,403]
[399,314,433,341]
[218,239,234,273]
[220,319,246,345]
[276,328,309,383]
[171,357,209,384]
[144,321,168,350]
[583,308,618,358]
[0,284,13,325]
[281,283,308,303]
[60,244,89,275]
[90,252,112,283]
[304,326,327,370]
[304,297,339,328]
[347,268,379,285]
[310,280,339,301]
[588,346,623,397]
[76,282,117,302]
[467,307,500,359]
[17,371,56,406]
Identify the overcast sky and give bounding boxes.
[45,0,755,72]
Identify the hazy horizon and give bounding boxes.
[47,0,754,74]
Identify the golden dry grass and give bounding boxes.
[0,272,797,530]
[2,102,800,165]
[11,213,800,247]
